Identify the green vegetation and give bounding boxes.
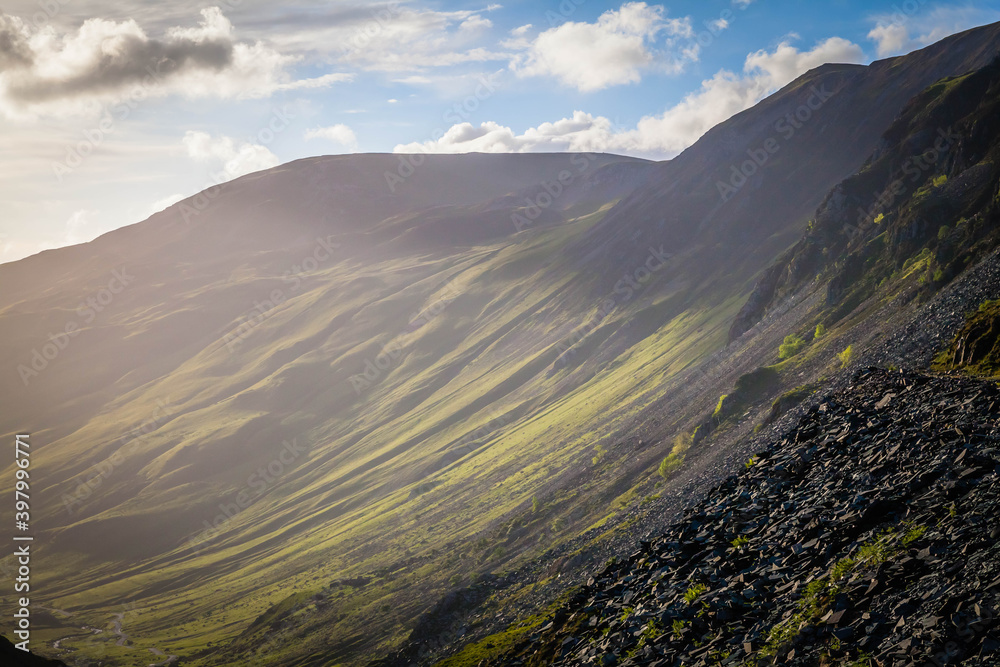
[683,583,709,604]
[933,174,948,187]
[713,393,729,418]
[730,535,750,549]
[658,431,693,480]
[761,522,927,658]
[933,298,1000,376]
[838,344,854,368]
[938,225,951,240]
[779,333,807,359]
[591,444,607,466]
[814,323,826,338]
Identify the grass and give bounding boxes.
[779,333,807,360]
[838,345,854,368]
[933,298,1000,377]
[683,583,709,604]
[1,170,815,667]
[760,522,926,658]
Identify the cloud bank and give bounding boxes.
[396,36,864,158]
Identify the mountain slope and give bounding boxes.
[734,52,1000,338]
[1,24,999,667]
[478,368,1000,666]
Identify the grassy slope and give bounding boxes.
[0,192,751,666]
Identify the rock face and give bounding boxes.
[934,300,1000,376]
[487,368,1000,666]
[0,637,67,666]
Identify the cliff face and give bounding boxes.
[731,54,1000,341]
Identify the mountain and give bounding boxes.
[1,23,999,667]
[731,51,1000,339]
[474,367,1000,666]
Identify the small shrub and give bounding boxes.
[531,497,540,513]
[779,334,807,359]
[838,345,854,368]
[591,444,607,466]
[933,174,948,187]
[713,394,728,418]
[938,225,950,240]
[731,535,750,549]
[658,454,683,479]
[814,323,826,338]
[683,583,708,604]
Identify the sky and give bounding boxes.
[1,0,999,264]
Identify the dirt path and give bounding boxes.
[148,647,179,666]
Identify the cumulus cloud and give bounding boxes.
[182,130,280,180]
[304,124,358,152]
[867,5,1000,58]
[0,7,349,117]
[510,2,694,92]
[396,37,864,157]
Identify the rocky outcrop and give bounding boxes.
[485,368,1000,666]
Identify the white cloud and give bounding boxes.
[63,209,104,245]
[320,6,508,72]
[396,37,864,157]
[867,5,1000,58]
[0,8,350,118]
[394,75,433,85]
[182,130,280,180]
[460,15,493,32]
[509,2,694,92]
[304,124,358,152]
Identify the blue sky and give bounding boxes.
[1,0,999,262]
